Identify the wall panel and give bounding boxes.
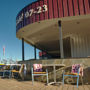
[63,0,68,16]
[39,0,44,21]
[84,0,90,14]
[79,0,84,15]
[43,0,48,19]
[48,0,53,19]
[58,0,63,17]
[71,34,90,58]
[35,2,40,22]
[53,0,58,18]
[32,3,36,23]
[73,0,79,15]
[68,0,74,16]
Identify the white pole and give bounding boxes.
[58,21,64,58]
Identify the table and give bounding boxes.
[43,64,65,85]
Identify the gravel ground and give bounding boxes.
[0,78,89,90]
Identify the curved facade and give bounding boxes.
[16,0,90,58]
[16,0,90,31]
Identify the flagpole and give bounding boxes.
[3,46,5,59]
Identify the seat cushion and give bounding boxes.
[12,70,19,73]
[66,73,82,76]
[33,72,46,74]
[69,73,78,75]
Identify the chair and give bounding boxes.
[2,65,12,78]
[63,64,83,88]
[0,64,6,77]
[3,70,12,78]
[11,64,26,80]
[31,64,48,85]
[11,65,21,78]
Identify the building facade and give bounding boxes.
[16,0,90,59]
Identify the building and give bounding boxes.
[16,0,90,60]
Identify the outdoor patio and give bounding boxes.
[0,78,89,90]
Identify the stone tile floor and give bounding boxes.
[0,78,90,90]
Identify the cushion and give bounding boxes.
[33,72,46,74]
[71,64,80,73]
[71,64,83,76]
[33,64,42,72]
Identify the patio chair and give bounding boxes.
[31,64,48,85]
[11,65,21,78]
[2,65,12,78]
[11,64,26,80]
[63,64,83,88]
[0,64,6,77]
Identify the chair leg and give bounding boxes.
[81,76,83,85]
[3,71,5,78]
[47,74,48,84]
[32,74,34,85]
[9,72,11,78]
[77,76,79,88]
[63,74,64,86]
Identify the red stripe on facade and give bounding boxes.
[27,7,30,24]
[32,3,36,23]
[35,2,40,22]
[21,11,24,28]
[43,0,48,19]
[39,0,44,21]
[29,4,33,24]
[23,8,27,26]
[48,0,53,19]
[28,5,32,24]
[68,0,73,16]
[73,0,79,16]
[89,0,90,8]
[84,0,90,14]
[53,0,58,18]
[58,0,63,17]
[79,0,84,15]
[63,0,68,17]
[26,7,29,25]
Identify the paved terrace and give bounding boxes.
[0,79,90,90]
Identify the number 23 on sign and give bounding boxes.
[25,5,48,18]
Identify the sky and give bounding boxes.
[0,0,40,61]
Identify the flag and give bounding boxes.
[3,46,5,56]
